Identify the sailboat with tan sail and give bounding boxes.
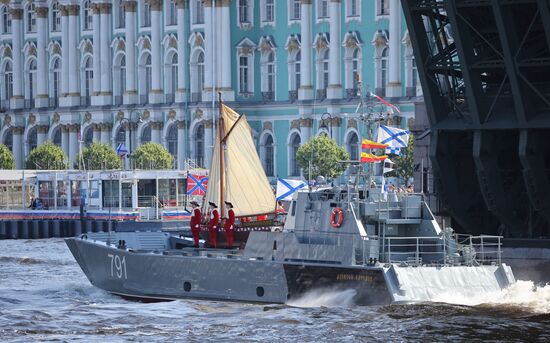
[200,94,282,248]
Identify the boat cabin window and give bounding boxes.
[291,200,296,216]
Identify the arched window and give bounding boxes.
[263,134,274,177]
[165,53,178,100]
[83,0,92,30]
[3,61,13,101]
[116,0,125,28]
[26,3,36,32]
[347,132,359,161]
[167,0,177,25]
[119,55,126,97]
[316,49,329,98]
[84,126,93,147]
[191,51,204,101]
[195,124,204,167]
[140,53,152,103]
[142,0,151,27]
[141,124,151,144]
[51,58,61,101]
[351,48,360,90]
[4,128,13,151]
[52,126,62,147]
[1,6,11,34]
[28,126,37,153]
[115,126,126,147]
[289,133,301,176]
[83,57,93,99]
[262,51,275,100]
[167,124,177,157]
[27,59,37,101]
[290,0,301,21]
[51,2,60,32]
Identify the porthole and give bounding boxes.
[184,282,191,292]
[256,286,264,297]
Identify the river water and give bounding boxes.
[1,239,549,342]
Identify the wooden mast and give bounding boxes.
[218,92,225,218]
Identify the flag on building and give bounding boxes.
[360,152,388,163]
[377,125,410,155]
[187,173,208,196]
[116,143,129,157]
[276,178,307,201]
[383,158,395,174]
[362,139,388,150]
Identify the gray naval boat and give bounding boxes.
[66,167,516,305]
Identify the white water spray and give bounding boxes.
[286,289,357,308]
[432,280,550,313]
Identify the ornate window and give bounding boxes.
[114,55,126,100]
[372,30,389,96]
[3,61,13,101]
[167,124,178,158]
[190,50,204,101]
[343,32,362,97]
[239,0,250,23]
[84,126,93,147]
[194,123,204,167]
[294,51,301,91]
[27,126,37,154]
[346,0,359,17]
[289,133,301,176]
[403,33,420,97]
[316,49,329,98]
[285,35,301,98]
[380,48,388,92]
[266,52,275,95]
[115,125,126,147]
[82,56,93,98]
[142,0,151,27]
[139,53,152,102]
[26,3,36,33]
[239,56,250,94]
[141,124,151,144]
[167,0,177,26]
[115,0,125,29]
[262,133,275,177]
[192,0,204,24]
[51,58,61,100]
[260,37,276,100]
[165,53,178,99]
[289,0,300,21]
[237,39,255,95]
[4,128,13,151]
[377,0,389,16]
[51,2,61,31]
[82,0,92,31]
[52,126,61,147]
[1,6,11,34]
[346,132,359,161]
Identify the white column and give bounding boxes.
[10,8,24,108]
[219,2,233,101]
[12,127,23,169]
[69,125,79,167]
[299,0,313,100]
[387,0,402,97]
[36,6,49,108]
[99,3,112,105]
[203,1,214,101]
[92,4,101,97]
[175,0,187,102]
[61,125,70,158]
[124,1,137,104]
[327,0,342,99]
[177,120,185,169]
[67,5,80,106]
[150,0,163,103]
[60,7,69,103]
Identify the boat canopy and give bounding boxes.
[205,105,276,216]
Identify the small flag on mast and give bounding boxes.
[360,152,388,163]
[362,139,388,150]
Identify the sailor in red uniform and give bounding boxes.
[224,201,235,249]
[189,201,201,248]
[207,202,219,248]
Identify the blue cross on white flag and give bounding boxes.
[377,125,410,155]
[116,143,129,157]
[276,178,307,201]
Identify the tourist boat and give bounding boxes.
[65,99,516,305]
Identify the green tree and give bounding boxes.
[0,144,15,169]
[74,142,121,170]
[296,135,349,180]
[26,141,68,169]
[387,135,414,183]
[132,143,174,169]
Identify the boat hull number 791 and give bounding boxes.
[108,254,127,279]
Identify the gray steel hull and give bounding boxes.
[65,238,391,304]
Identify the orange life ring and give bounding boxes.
[331,208,344,228]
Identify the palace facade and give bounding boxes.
[0,0,422,178]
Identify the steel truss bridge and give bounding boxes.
[401,0,550,237]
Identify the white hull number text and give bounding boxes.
[108,254,128,279]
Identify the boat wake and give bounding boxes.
[432,280,550,313]
[286,288,357,308]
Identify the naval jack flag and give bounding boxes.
[377,125,410,155]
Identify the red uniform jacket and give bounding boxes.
[224,209,235,230]
[190,208,201,229]
[209,209,219,228]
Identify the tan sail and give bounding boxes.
[205,105,276,217]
